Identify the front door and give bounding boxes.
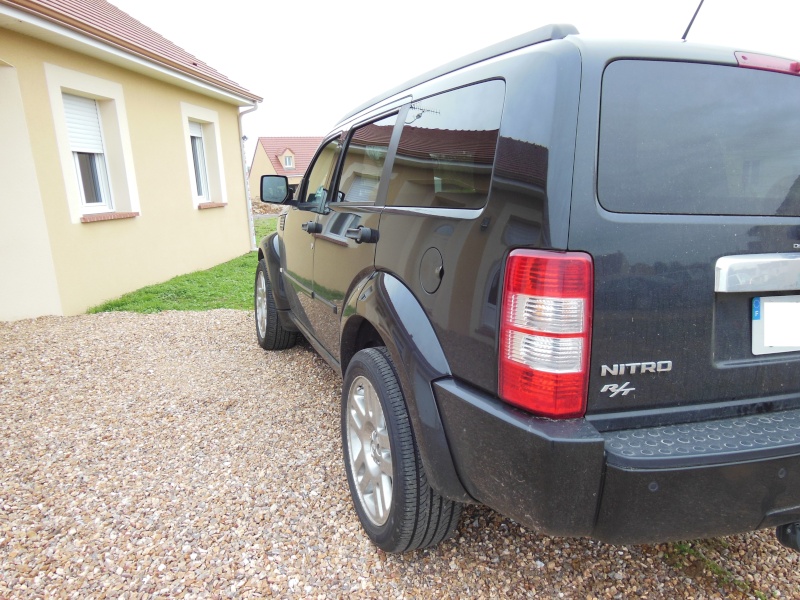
[279,136,342,335]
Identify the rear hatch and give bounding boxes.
[571,55,800,418]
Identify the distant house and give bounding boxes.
[0,0,262,320]
[248,137,323,199]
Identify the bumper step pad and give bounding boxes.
[603,408,800,468]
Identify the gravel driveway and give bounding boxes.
[1,310,798,599]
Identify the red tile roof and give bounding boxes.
[351,123,394,147]
[256,137,324,177]
[495,137,548,188]
[253,131,548,188]
[1,0,261,102]
[394,128,548,186]
[396,127,500,165]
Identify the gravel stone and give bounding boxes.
[1,310,799,598]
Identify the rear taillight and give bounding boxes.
[498,250,593,418]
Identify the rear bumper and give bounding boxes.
[434,378,800,543]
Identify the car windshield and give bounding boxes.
[598,60,800,216]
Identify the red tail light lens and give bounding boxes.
[499,250,593,418]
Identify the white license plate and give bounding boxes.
[752,295,800,355]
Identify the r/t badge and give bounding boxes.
[601,382,636,397]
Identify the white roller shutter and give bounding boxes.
[188,121,203,137]
[63,94,104,153]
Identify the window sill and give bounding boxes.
[197,202,227,210]
[80,211,139,223]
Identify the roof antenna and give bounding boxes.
[682,0,706,41]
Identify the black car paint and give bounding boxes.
[258,32,800,545]
[569,41,800,418]
[375,41,582,395]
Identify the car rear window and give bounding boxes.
[598,60,800,216]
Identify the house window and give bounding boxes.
[189,121,209,200]
[284,154,294,169]
[181,103,226,208]
[63,93,113,211]
[45,64,140,224]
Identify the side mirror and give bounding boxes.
[260,175,293,204]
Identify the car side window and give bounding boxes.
[337,114,397,204]
[386,80,505,210]
[302,136,343,211]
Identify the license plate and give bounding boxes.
[752,295,800,355]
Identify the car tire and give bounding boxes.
[255,258,297,350]
[342,347,462,552]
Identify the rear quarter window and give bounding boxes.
[386,80,505,210]
[598,60,800,216]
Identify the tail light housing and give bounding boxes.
[499,249,593,418]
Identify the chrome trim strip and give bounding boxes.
[715,253,800,292]
[380,206,485,220]
[337,205,485,219]
[331,204,382,214]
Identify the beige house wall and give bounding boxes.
[286,174,304,188]
[0,61,63,319]
[248,143,277,202]
[0,30,253,318]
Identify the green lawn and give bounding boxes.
[89,217,278,313]
[254,217,277,242]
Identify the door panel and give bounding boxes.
[312,208,382,355]
[279,206,317,333]
[309,115,398,358]
[279,136,342,335]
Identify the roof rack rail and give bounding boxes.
[339,23,579,123]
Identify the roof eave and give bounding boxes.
[0,1,262,106]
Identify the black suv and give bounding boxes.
[255,24,800,554]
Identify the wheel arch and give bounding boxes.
[341,317,383,376]
[340,271,472,503]
[259,232,292,312]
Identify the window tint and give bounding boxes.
[386,80,505,209]
[303,137,342,208]
[338,114,397,203]
[599,60,800,216]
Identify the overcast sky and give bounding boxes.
[107,0,800,161]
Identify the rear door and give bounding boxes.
[308,114,398,357]
[570,58,800,415]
